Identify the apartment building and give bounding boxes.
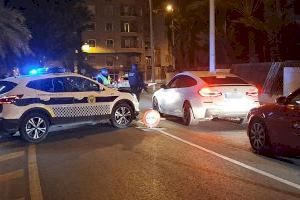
[82,0,171,80]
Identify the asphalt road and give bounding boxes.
[0,94,300,200]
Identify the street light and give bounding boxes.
[149,0,155,86]
[166,3,176,71]
[166,4,174,13]
[209,0,216,72]
[81,43,90,53]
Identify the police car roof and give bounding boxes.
[3,72,85,84]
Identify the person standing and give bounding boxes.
[97,68,111,86]
[128,64,146,101]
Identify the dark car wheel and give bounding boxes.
[248,119,270,153]
[111,103,134,128]
[20,113,50,143]
[182,103,198,126]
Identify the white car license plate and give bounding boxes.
[225,92,242,99]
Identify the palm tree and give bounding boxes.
[227,0,291,62]
[0,3,31,59]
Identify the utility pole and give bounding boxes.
[209,0,216,72]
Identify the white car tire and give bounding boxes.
[152,97,165,116]
[182,104,198,126]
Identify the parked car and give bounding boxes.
[0,71,139,143]
[152,71,260,125]
[247,88,300,154]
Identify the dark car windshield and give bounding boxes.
[0,81,18,94]
[200,76,249,85]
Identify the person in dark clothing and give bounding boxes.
[128,64,146,101]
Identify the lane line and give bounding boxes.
[156,128,300,190]
[28,145,43,200]
[0,169,24,183]
[0,151,25,163]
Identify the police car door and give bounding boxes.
[28,77,76,124]
[63,76,112,121]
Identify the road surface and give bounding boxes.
[0,94,299,200]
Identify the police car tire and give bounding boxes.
[20,113,50,143]
[111,103,134,129]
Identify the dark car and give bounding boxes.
[247,88,300,154]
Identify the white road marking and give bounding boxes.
[28,145,43,200]
[0,169,24,183]
[0,151,24,163]
[157,129,300,190]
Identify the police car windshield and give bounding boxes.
[0,81,17,94]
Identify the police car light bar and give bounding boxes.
[29,67,66,75]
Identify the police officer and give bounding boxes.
[128,64,146,101]
[97,68,111,86]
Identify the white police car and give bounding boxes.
[0,71,139,143]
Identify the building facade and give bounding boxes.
[82,0,171,81]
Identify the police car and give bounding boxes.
[0,70,139,143]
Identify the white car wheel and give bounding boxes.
[182,104,198,126]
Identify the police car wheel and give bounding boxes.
[20,113,50,143]
[111,103,133,128]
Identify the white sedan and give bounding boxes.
[152,71,260,125]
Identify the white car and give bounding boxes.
[117,74,130,89]
[0,71,139,143]
[152,71,260,125]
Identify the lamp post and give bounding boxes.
[149,0,155,85]
[166,4,175,71]
[209,0,216,72]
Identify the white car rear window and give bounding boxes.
[200,76,249,85]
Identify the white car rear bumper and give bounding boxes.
[192,101,260,119]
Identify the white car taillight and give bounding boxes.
[0,95,20,104]
[199,87,222,97]
[246,88,258,97]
